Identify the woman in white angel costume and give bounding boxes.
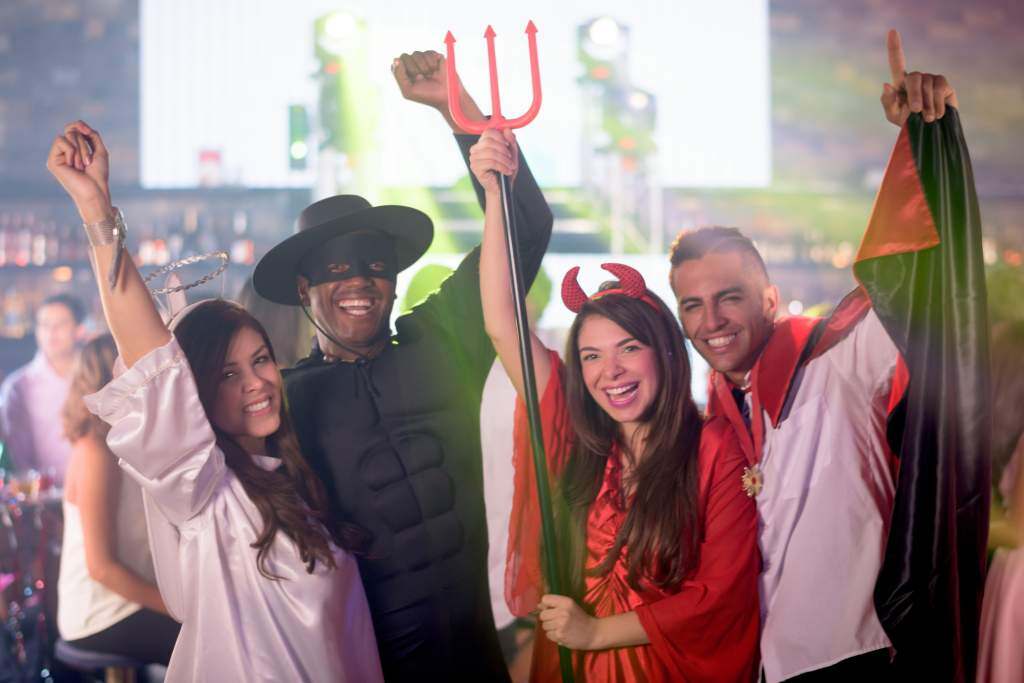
[46,120,383,682]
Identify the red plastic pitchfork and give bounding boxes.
[444,22,541,131]
[446,23,573,683]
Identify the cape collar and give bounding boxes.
[706,287,872,464]
[753,287,872,428]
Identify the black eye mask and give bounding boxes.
[299,231,398,285]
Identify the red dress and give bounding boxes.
[508,351,760,683]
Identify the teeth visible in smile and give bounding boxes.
[245,399,270,413]
[707,334,736,349]
[606,383,638,396]
[337,299,373,317]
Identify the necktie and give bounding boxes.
[731,386,752,431]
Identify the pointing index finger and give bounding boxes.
[887,29,906,88]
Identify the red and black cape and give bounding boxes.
[857,108,990,682]
[707,108,989,681]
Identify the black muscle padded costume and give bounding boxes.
[284,135,553,681]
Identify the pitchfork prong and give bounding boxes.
[504,22,542,129]
[445,31,488,134]
[444,21,542,132]
[484,25,503,122]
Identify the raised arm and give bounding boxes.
[47,121,226,531]
[392,49,554,389]
[861,31,992,680]
[880,29,957,127]
[45,121,169,367]
[392,49,484,133]
[470,129,551,399]
[392,49,551,270]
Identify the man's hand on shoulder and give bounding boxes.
[881,29,958,127]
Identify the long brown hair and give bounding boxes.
[172,300,362,578]
[62,334,117,442]
[559,284,703,595]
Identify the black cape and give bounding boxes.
[854,109,990,681]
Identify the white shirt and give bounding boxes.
[58,467,154,640]
[85,338,383,683]
[480,330,563,632]
[0,351,73,481]
[756,310,899,682]
[480,360,518,630]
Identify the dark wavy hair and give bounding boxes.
[62,334,117,442]
[172,300,362,578]
[559,284,704,595]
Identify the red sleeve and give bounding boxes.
[635,417,761,683]
[506,348,572,617]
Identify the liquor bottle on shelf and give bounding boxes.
[230,209,254,265]
[44,221,60,264]
[1,287,30,338]
[0,212,9,267]
[56,222,74,263]
[31,220,47,266]
[14,214,32,268]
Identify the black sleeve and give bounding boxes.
[397,133,553,391]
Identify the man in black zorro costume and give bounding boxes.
[253,51,552,681]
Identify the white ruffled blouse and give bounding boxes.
[85,338,382,682]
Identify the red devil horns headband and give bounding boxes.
[560,263,659,313]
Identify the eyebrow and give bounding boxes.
[579,337,639,353]
[680,286,744,306]
[222,345,269,368]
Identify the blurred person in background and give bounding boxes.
[57,334,180,666]
[236,277,315,368]
[0,293,85,483]
[977,319,1024,683]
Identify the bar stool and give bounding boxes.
[54,638,143,683]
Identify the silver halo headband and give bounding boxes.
[142,251,230,295]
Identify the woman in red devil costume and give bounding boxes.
[470,129,760,683]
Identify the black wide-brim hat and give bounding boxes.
[253,194,433,306]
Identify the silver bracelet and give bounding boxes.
[83,207,127,289]
[83,207,125,246]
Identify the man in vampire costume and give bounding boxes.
[253,52,552,681]
[669,32,989,682]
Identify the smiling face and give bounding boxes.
[577,314,660,438]
[296,230,398,359]
[670,250,778,385]
[300,274,396,358]
[210,326,283,454]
